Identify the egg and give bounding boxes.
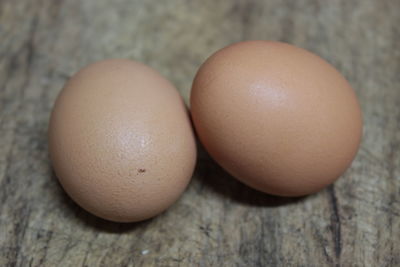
[191,41,362,196]
[49,59,197,222]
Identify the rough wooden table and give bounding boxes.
[1,0,399,266]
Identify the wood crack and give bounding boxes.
[328,185,342,264]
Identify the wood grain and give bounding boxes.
[1,0,399,266]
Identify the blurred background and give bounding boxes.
[0,0,399,266]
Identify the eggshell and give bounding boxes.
[49,59,196,222]
[190,41,362,196]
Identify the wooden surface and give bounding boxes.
[1,0,399,266]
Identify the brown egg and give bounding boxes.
[191,41,362,196]
[49,59,196,222]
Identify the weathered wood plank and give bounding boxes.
[1,0,399,266]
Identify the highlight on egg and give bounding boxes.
[49,59,197,222]
[190,41,362,197]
